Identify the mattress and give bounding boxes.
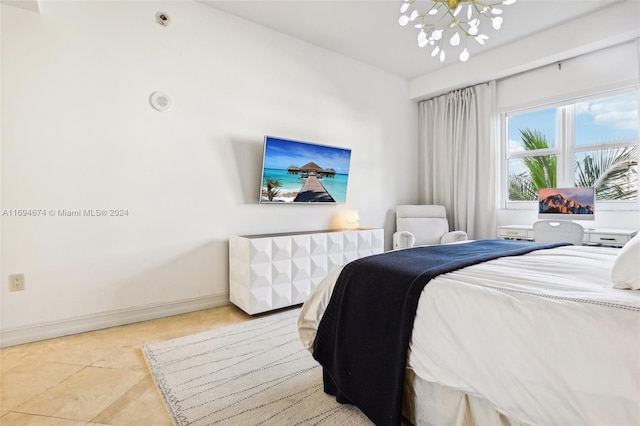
[298,244,640,425]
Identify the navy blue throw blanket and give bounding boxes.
[312,239,568,425]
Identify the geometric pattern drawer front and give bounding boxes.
[272,258,292,286]
[229,228,384,315]
[292,235,311,259]
[271,236,292,287]
[272,284,292,309]
[368,229,384,256]
[328,232,345,272]
[292,256,311,282]
[271,236,292,262]
[343,231,358,265]
[327,232,343,258]
[310,233,328,284]
[249,238,272,264]
[357,230,372,254]
[292,282,310,305]
[249,262,271,289]
[310,233,328,256]
[310,255,329,286]
[291,234,311,301]
[249,238,272,290]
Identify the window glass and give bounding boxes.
[575,148,638,200]
[507,156,557,201]
[507,108,557,153]
[505,89,638,204]
[575,92,638,146]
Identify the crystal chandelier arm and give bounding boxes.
[420,6,450,30]
[400,0,516,63]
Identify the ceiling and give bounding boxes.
[200,0,614,80]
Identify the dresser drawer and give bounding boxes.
[497,227,533,239]
[588,233,631,247]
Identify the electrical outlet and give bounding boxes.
[9,274,25,292]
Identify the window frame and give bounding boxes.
[500,86,640,211]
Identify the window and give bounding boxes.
[503,89,639,207]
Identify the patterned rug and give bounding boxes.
[142,307,372,426]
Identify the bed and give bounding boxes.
[298,238,640,426]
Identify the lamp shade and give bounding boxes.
[345,209,360,229]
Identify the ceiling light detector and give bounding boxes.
[156,11,170,26]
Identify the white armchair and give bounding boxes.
[392,205,468,250]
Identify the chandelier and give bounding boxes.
[399,0,517,63]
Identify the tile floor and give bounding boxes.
[0,304,251,425]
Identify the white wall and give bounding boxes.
[496,41,640,231]
[0,1,418,345]
[497,42,639,111]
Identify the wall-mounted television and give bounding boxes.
[259,136,352,203]
[538,187,595,221]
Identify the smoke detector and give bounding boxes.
[155,12,170,26]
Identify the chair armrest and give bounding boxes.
[440,231,468,244]
[393,231,415,250]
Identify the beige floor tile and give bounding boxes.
[0,359,84,411]
[0,304,251,425]
[0,411,91,425]
[0,356,24,374]
[84,322,170,348]
[92,375,171,426]
[130,305,250,344]
[17,366,147,421]
[89,345,147,372]
[1,306,246,367]
[1,333,115,366]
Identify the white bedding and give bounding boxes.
[298,245,640,425]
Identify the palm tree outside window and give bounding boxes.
[504,90,638,204]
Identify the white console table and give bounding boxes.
[229,228,384,314]
[497,225,637,247]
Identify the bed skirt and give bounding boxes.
[402,369,529,426]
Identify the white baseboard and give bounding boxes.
[0,293,230,348]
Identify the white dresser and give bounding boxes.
[229,228,384,314]
[497,225,637,247]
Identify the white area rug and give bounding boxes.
[143,308,372,426]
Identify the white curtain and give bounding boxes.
[418,81,497,240]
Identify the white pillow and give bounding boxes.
[611,233,640,290]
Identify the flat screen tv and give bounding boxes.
[538,187,595,221]
[259,136,352,203]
